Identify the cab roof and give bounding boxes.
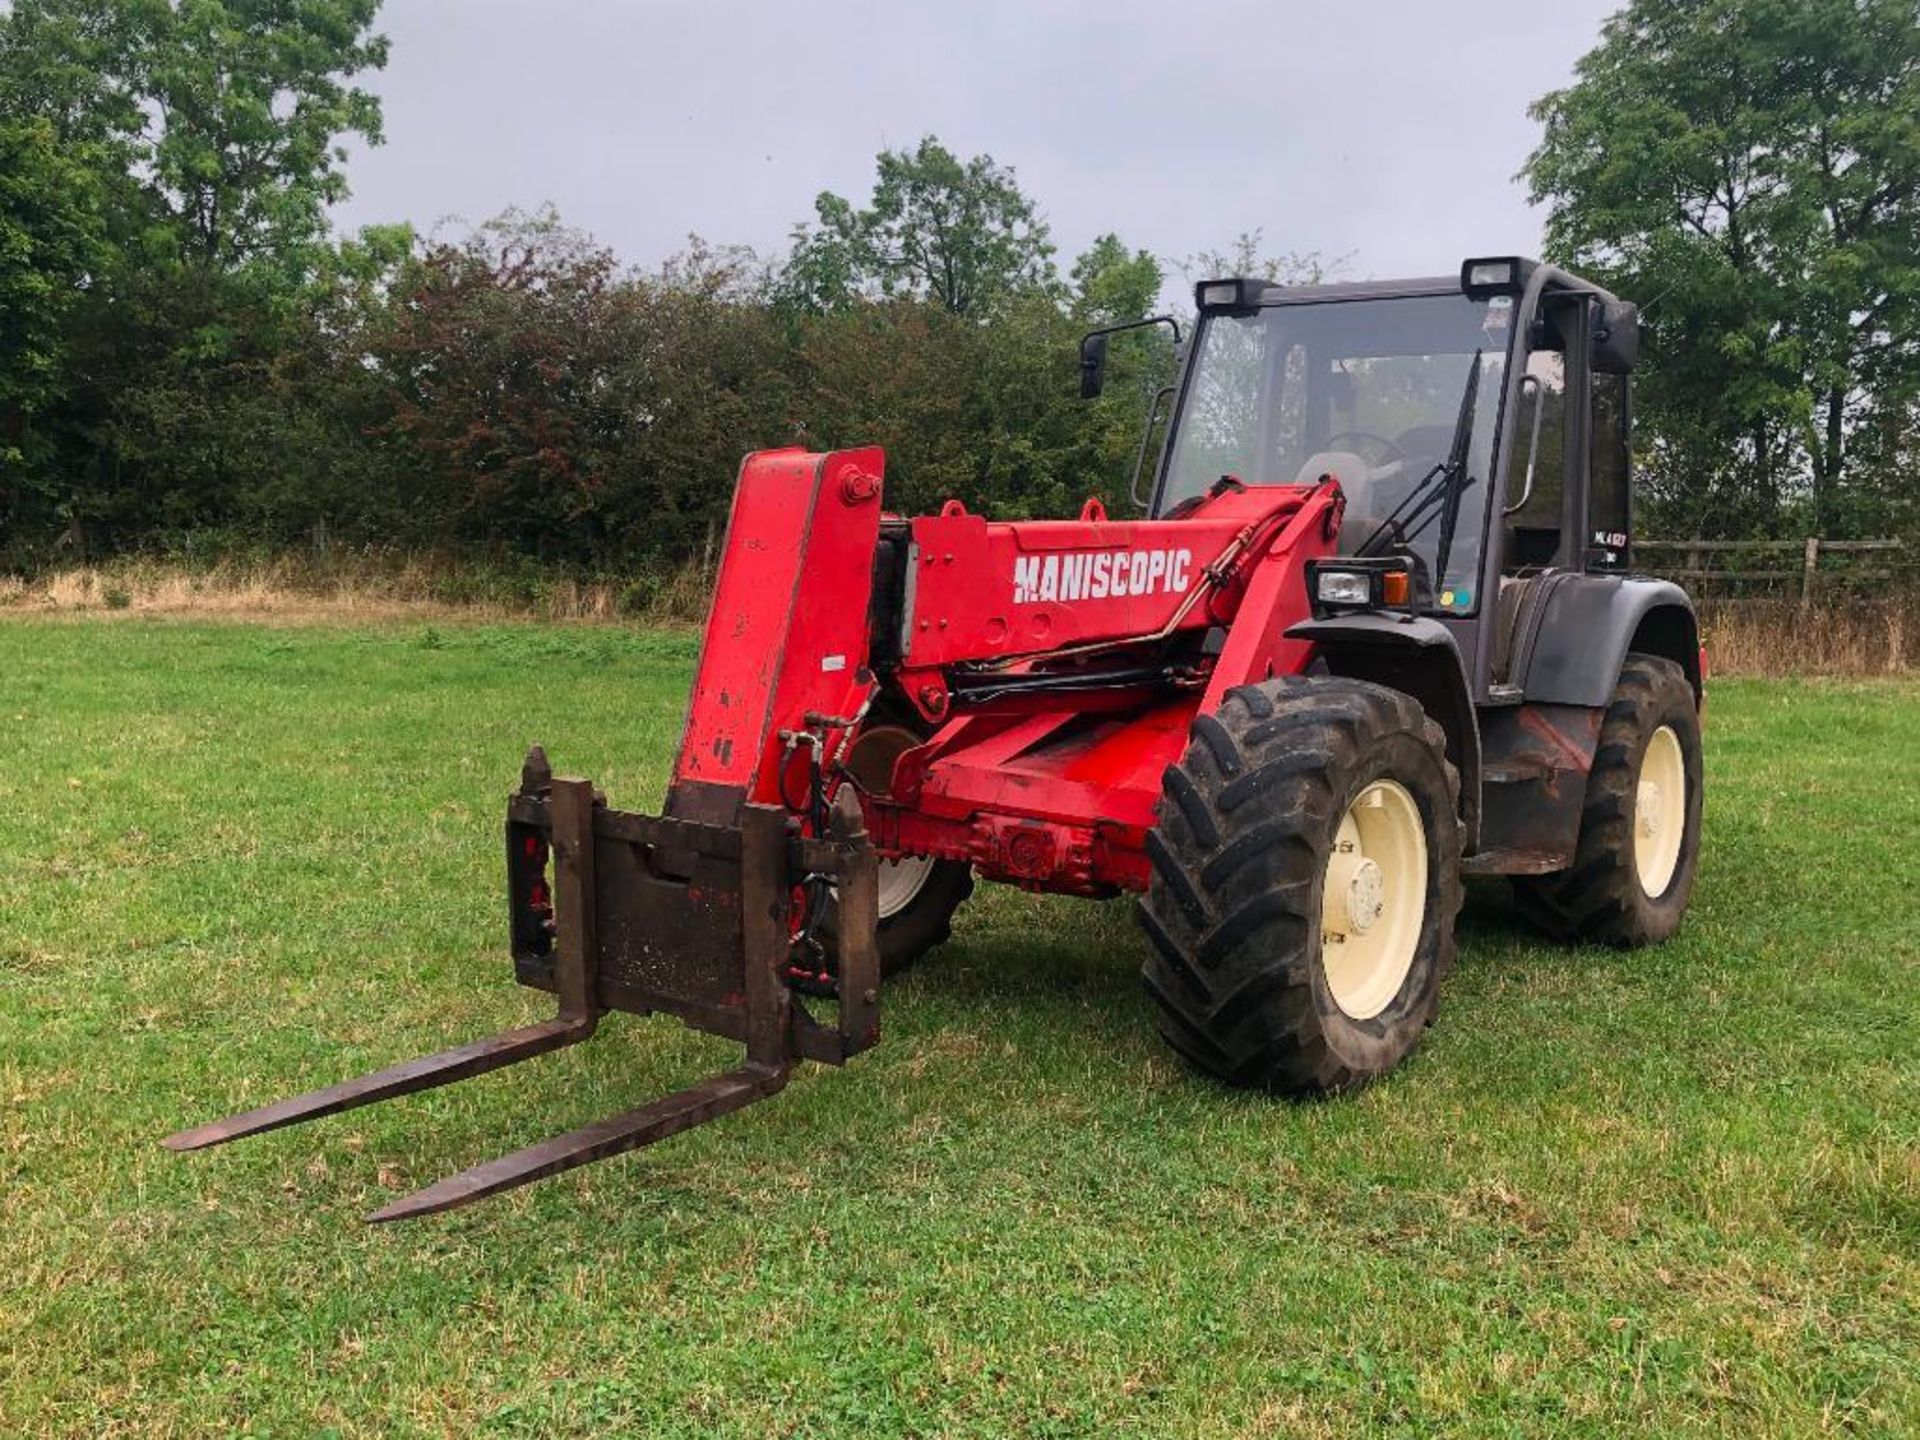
[1197,260,1627,311]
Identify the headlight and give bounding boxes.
[1460,255,1530,299]
[1306,560,1414,616]
[1195,279,1256,311]
[1315,570,1374,607]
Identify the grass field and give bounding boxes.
[2,616,1917,1437]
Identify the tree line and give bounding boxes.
[1527,0,1920,539]
[1,0,1915,585]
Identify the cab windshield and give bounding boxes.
[1159,292,1512,613]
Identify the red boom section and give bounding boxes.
[879,483,1341,894]
[668,447,884,824]
[665,446,1342,894]
[898,483,1324,664]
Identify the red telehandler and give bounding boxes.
[170,257,1705,1221]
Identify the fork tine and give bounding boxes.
[163,1016,593,1152]
[365,1062,789,1223]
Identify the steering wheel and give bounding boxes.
[1324,430,1408,479]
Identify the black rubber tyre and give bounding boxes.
[1137,677,1463,1094]
[816,857,972,978]
[871,858,973,975]
[818,724,973,977]
[1513,653,1702,946]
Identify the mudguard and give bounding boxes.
[1286,614,1482,851]
[1519,575,1701,707]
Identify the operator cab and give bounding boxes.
[1146,258,1641,702]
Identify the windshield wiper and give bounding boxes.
[1358,349,1484,589]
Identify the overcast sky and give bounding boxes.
[330,0,1619,287]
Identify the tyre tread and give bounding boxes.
[1138,678,1463,1095]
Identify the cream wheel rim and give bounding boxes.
[1320,779,1428,1020]
[1634,725,1686,897]
[841,724,938,922]
[876,853,937,920]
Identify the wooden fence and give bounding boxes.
[1635,538,1907,602]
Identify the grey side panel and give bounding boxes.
[1286,615,1482,850]
[1521,576,1700,707]
[1467,703,1603,874]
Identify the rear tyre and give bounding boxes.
[1513,653,1702,945]
[820,725,973,976]
[1138,678,1463,1094]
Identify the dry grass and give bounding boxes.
[1699,598,1914,677]
[0,554,716,626]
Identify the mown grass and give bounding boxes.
[1,616,1916,1438]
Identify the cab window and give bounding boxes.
[1587,372,1630,569]
[1501,347,1568,571]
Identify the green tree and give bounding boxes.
[1525,0,1920,536]
[1181,229,1336,289]
[0,0,389,556]
[1,0,385,274]
[781,136,1057,315]
[0,118,103,466]
[1066,234,1175,506]
[146,0,387,274]
[1070,232,1162,324]
[0,0,153,158]
[357,212,793,570]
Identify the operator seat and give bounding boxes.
[1294,450,1379,553]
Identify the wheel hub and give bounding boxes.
[841,725,940,921]
[1345,859,1386,934]
[875,853,937,920]
[1636,779,1662,838]
[1319,780,1428,1020]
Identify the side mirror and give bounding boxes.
[1592,299,1639,374]
[1079,332,1110,399]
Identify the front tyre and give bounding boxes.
[1514,653,1702,945]
[1138,678,1463,1094]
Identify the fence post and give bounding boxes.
[1801,537,1820,606]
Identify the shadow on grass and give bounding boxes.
[889,876,1605,1060]
[890,893,1155,1041]
[1456,876,1538,946]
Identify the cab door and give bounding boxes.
[1486,290,1590,686]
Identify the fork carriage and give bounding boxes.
[168,751,881,1221]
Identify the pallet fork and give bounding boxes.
[166,748,881,1222]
